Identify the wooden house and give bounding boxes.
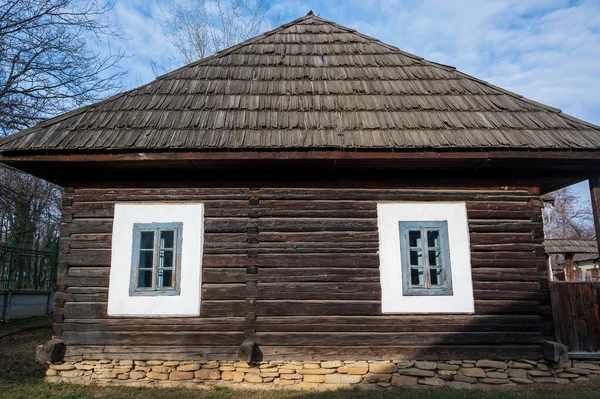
[2,13,600,387]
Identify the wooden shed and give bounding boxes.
[2,13,600,387]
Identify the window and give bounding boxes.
[399,221,452,296]
[130,222,183,296]
[108,203,203,317]
[377,203,474,314]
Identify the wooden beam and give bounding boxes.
[3,150,600,163]
[564,253,575,282]
[589,177,600,262]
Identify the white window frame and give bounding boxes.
[107,203,204,317]
[377,202,474,314]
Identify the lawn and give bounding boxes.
[0,318,599,399]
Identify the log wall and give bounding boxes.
[54,178,550,361]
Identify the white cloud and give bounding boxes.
[339,0,600,125]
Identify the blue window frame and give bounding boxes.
[130,222,183,296]
[399,221,453,296]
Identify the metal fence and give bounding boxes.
[0,243,58,290]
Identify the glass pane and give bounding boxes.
[408,230,421,248]
[428,249,442,267]
[410,267,424,286]
[427,229,440,248]
[159,250,174,268]
[139,250,153,269]
[160,230,175,249]
[138,269,153,288]
[157,269,173,288]
[140,231,154,249]
[430,268,443,286]
[409,249,422,266]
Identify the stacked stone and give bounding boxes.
[45,359,600,389]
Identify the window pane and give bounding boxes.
[157,269,173,288]
[138,269,153,288]
[409,249,422,266]
[428,249,442,267]
[430,268,443,286]
[139,250,153,269]
[427,230,440,248]
[160,230,175,249]
[410,267,424,286]
[159,249,173,268]
[140,231,154,249]
[408,230,421,248]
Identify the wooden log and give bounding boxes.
[64,277,109,287]
[68,267,109,278]
[62,317,246,332]
[63,302,107,319]
[62,331,245,346]
[201,300,246,317]
[70,220,113,235]
[252,332,541,346]
[257,268,381,283]
[258,231,380,243]
[67,250,111,266]
[470,233,538,245]
[255,282,381,300]
[256,300,381,316]
[204,218,378,233]
[256,188,535,202]
[471,268,540,282]
[203,284,247,300]
[204,254,380,268]
[203,269,247,284]
[254,315,541,333]
[474,300,541,314]
[256,344,542,361]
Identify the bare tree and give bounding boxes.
[0,1,127,287]
[0,164,61,246]
[543,187,595,239]
[156,0,275,73]
[0,0,127,134]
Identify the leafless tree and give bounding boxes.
[543,187,595,239]
[0,0,127,287]
[0,0,127,134]
[156,0,276,73]
[0,164,61,246]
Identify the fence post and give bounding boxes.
[46,287,56,316]
[2,290,12,323]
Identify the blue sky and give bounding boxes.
[103,0,600,203]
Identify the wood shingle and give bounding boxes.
[1,14,599,153]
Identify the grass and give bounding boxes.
[0,318,599,399]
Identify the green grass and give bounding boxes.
[1,318,599,399]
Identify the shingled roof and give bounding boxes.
[1,13,600,153]
[544,239,599,254]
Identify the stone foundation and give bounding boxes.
[45,359,600,390]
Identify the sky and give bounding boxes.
[101,0,600,203]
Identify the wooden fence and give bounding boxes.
[550,282,600,357]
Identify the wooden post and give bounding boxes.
[589,177,600,260]
[46,288,55,316]
[565,253,575,281]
